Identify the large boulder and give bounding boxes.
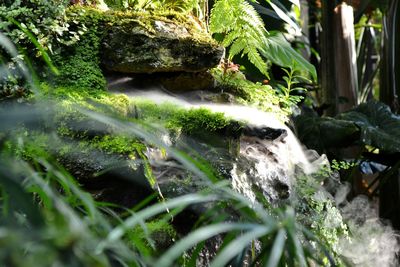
[101,17,224,73]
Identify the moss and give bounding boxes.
[52,6,217,90]
[5,130,53,161]
[91,135,144,155]
[211,67,290,121]
[103,8,215,45]
[126,219,177,251]
[42,83,132,116]
[36,83,242,187]
[170,108,230,134]
[53,6,108,91]
[56,58,106,91]
[131,99,238,135]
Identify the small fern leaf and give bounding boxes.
[210,0,235,33]
[228,37,247,59]
[241,1,267,36]
[210,0,270,77]
[222,29,242,47]
[246,47,269,77]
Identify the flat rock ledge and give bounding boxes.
[101,18,224,73]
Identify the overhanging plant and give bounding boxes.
[209,0,316,80]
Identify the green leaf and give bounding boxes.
[260,32,317,80]
[296,101,400,154]
[8,18,59,75]
[156,223,262,267]
[266,229,286,267]
[267,1,301,33]
[98,194,218,251]
[210,225,276,267]
[287,0,300,8]
[210,0,270,77]
[294,114,360,152]
[338,101,400,153]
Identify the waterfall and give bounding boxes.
[111,80,399,266]
[199,104,329,203]
[119,88,329,203]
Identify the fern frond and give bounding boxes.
[209,0,236,33]
[245,46,268,76]
[228,37,246,58]
[222,29,242,47]
[240,1,266,37]
[210,0,269,77]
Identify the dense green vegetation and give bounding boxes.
[1,0,399,266]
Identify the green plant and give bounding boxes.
[210,66,289,120]
[105,0,201,13]
[0,95,343,266]
[0,10,356,267]
[276,67,308,110]
[53,6,106,90]
[209,0,316,80]
[0,0,79,55]
[296,101,400,154]
[210,0,269,77]
[56,56,106,90]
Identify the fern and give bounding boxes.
[210,0,269,77]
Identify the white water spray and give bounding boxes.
[122,89,328,202]
[117,87,399,265]
[335,184,400,266]
[199,104,328,202]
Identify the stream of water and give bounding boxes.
[109,76,399,266]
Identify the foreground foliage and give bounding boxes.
[0,97,345,266]
[2,1,390,266]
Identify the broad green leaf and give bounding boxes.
[260,32,317,80]
[294,114,360,152]
[295,101,400,154]
[267,1,301,33]
[338,101,400,153]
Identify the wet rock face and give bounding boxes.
[243,126,287,140]
[231,132,293,204]
[101,20,224,73]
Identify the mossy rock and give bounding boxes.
[101,14,224,73]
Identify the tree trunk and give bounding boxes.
[380,0,400,113]
[320,0,338,116]
[334,3,359,113]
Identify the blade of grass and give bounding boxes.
[265,229,286,267]
[210,225,277,267]
[156,223,264,267]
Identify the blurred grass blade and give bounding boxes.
[266,229,286,267]
[210,225,276,267]
[98,194,218,251]
[8,17,59,75]
[0,32,18,56]
[79,107,218,184]
[156,223,263,267]
[0,161,43,226]
[285,209,307,267]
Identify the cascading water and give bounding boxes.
[198,104,329,203]
[109,76,399,266]
[118,86,329,203]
